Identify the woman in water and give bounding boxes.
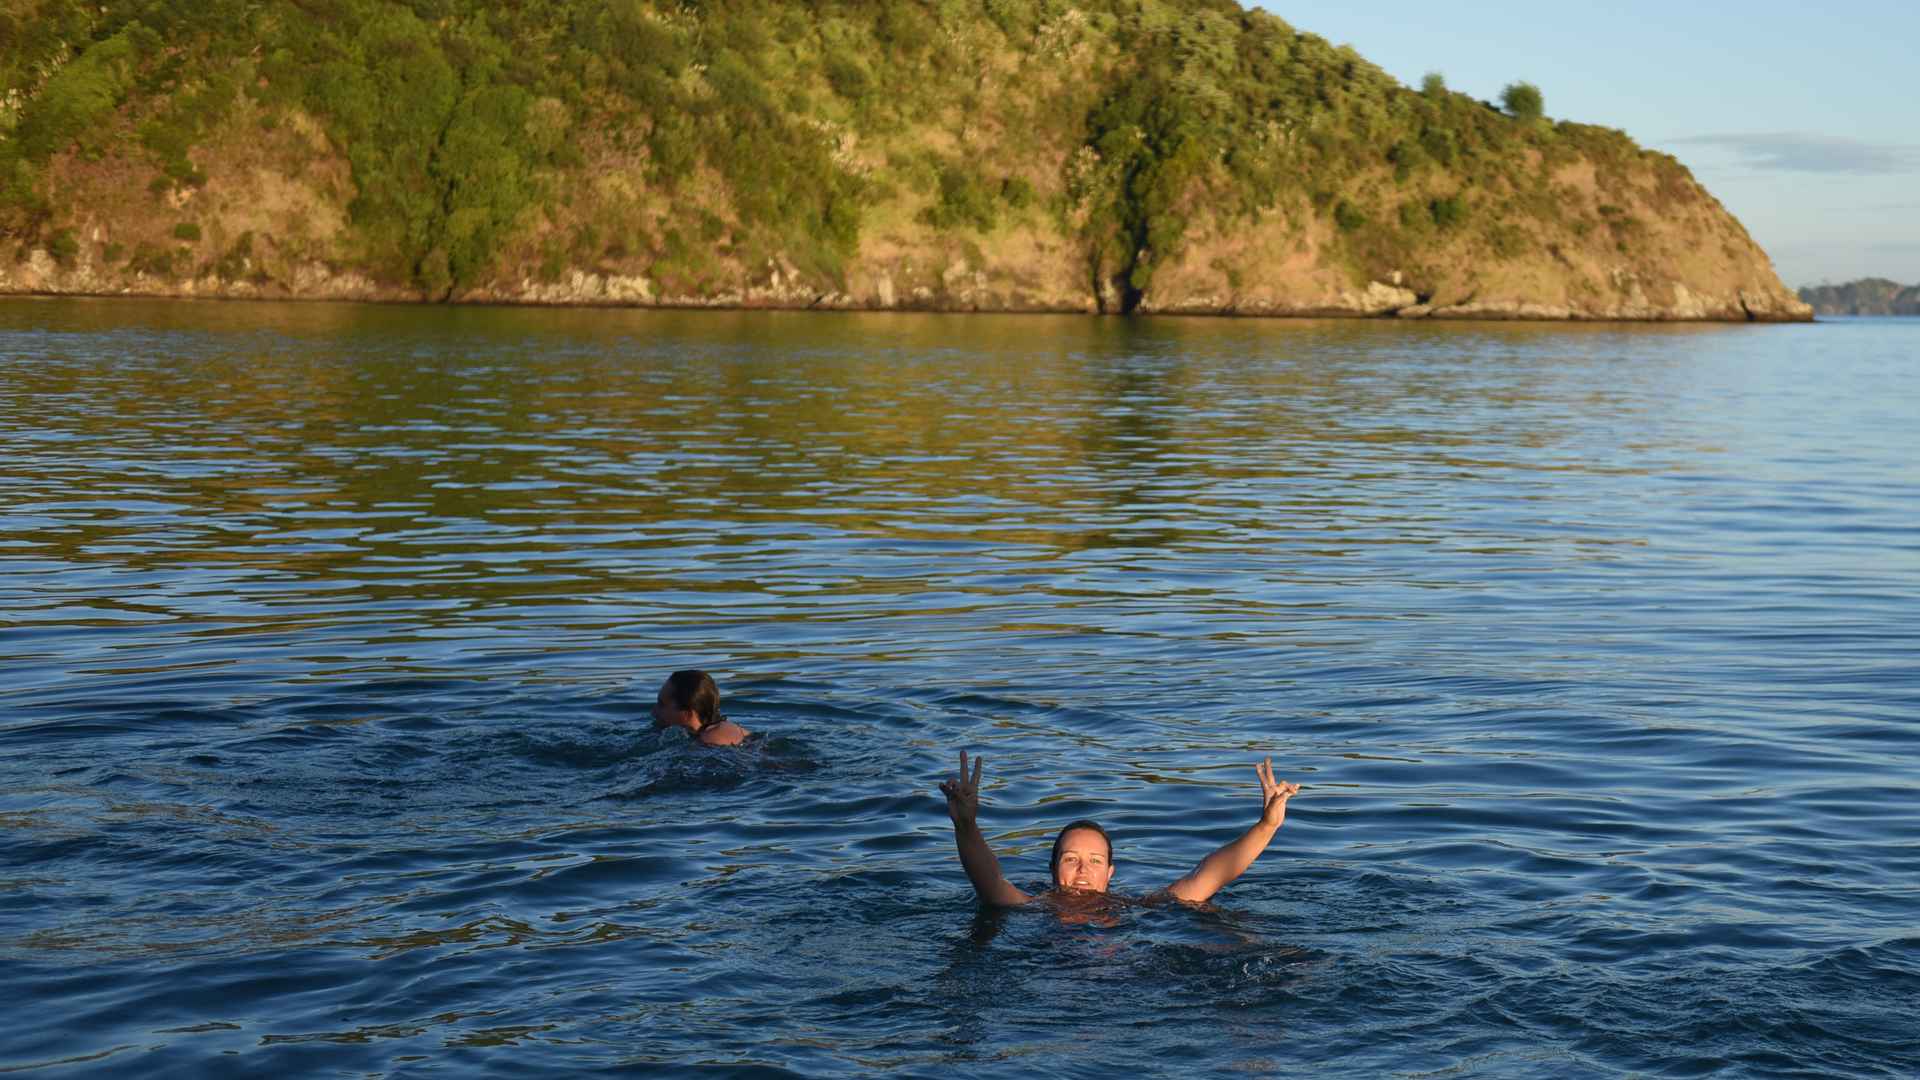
[652,670,750,746]
[938,749,1299,905]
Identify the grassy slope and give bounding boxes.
[0,0,1806,318]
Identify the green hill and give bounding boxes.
[0,0,1809,320]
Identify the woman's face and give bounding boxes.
[1052,827,1114,893]
[652,684,698,732]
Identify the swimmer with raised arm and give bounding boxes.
[938,750,1299,905]
[651,670,750,746]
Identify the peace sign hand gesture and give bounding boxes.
[940,749,983,826]
[1257,757,1300,829]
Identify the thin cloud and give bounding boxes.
[1664,132,1920,175]
[1795,201,1920,214]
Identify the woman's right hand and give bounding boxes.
[940,749,983,826]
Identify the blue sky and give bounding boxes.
[1260,1,1920,286]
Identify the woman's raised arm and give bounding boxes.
[940,750,1032,907]
[1165,758,1299,904]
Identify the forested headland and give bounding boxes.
[1798,279,1920,316]
[0,0,1809,319]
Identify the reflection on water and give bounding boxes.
[0,304,1764,676]
[1,300,1916,1077]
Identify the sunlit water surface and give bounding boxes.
[2,300,1915,1078]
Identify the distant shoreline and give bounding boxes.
[1798,279,1920,317]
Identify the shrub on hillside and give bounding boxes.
[47,226,80,266]
[12,27,151,163]
[824,53,871,103]
[215,231,253,281]
[1430,195,1467,229]
[875,5,935,55]
[922,165,999,232]
[1001,176,1036,211]
[128,241,174,277]
[1501,81,1544,122]
[432,83,535,288]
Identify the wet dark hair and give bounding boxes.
[662,669,722,729]
[1050,819,1113,873]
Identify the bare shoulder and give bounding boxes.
[985,882,1035,908]
[696,720,751,747]
[1160,879,1208,905]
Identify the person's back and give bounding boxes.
[652,670,750,746]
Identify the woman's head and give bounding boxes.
[1050,819,1114,893]
[652,670,721,734]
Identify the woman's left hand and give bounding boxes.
[1257,757,1300,829]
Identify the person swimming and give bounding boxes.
[938,749,1299,905]
[651,670,750,747]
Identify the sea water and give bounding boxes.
[2,300,1915,1077]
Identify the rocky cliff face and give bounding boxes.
[0,188,1815,323]
[0,218,1814,324]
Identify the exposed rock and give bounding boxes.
[1349,280,1419,314]
[1428,299,1575,320]
[0,244,1814,323]
[1739,288,1816,323]
[1668,282,1708,320]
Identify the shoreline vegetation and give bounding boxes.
[1,0,1810,322]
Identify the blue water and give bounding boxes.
[2,300,1916,1077]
